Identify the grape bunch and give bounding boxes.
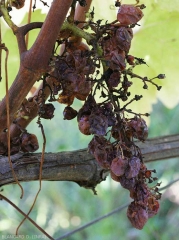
[0,130,39,155]
[3,1,164,229]
[43,2,165,229]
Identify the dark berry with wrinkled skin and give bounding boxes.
[111,156,128,176]
[21,132,39,152]
[127,202,148,230]
[63,106,78,120]
[117,5,144,25]
[39,103,55,119]
[78,115,91,135]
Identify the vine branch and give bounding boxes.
[0,134,179,187]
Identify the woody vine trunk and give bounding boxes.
[0,134,179,188]
[0,0,73,133]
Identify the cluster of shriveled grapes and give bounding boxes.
[0,1,165,229]
[40,2,163,229]
[0,90,50,155]
[0,130,39,155]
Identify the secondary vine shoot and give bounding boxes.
[0,0,165,231]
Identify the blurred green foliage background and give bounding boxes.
[0,0,179,239]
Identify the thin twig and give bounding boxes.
[56,203,129,240]
[25,0,33,48]
[16,118,46,234]
[159,177,179,191]
[0,193,54,239]
[0,5,18,33]
[3,44,24,199]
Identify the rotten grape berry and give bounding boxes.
[39,103,55,119]
[127,202,148,230]
[20,132,39,152]
[117,4,144,25]
[63,106,78,120]
[78,115,91,135]
[111,156,128,176]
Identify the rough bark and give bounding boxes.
[0,134,179,188]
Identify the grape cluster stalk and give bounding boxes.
[0,0,165,230]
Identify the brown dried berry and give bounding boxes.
[93,146,110,169]
[89,113,108,136]
[126,55,135,65]
[117,5,144,25]
[134,183,150,205]
[148,197,160,218]
[88,136,114,168]
[119,175,136,190]
[115,27,133,53]
[39,103,55,119]
[78,115,91,135]
[111,125,121,140]
[63,106,77,120]
[77,94,96,121]
[12,0,25,9]
[127,202,148,230]
[111,156,128,176]
[101,35,126,71]
[110,49,126,71]
[58,92,75,105]
[125,156,141,179]
[21,132,39,153]
[145,170,152,179]
[127,117,148,141]
[106,70,121,89]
